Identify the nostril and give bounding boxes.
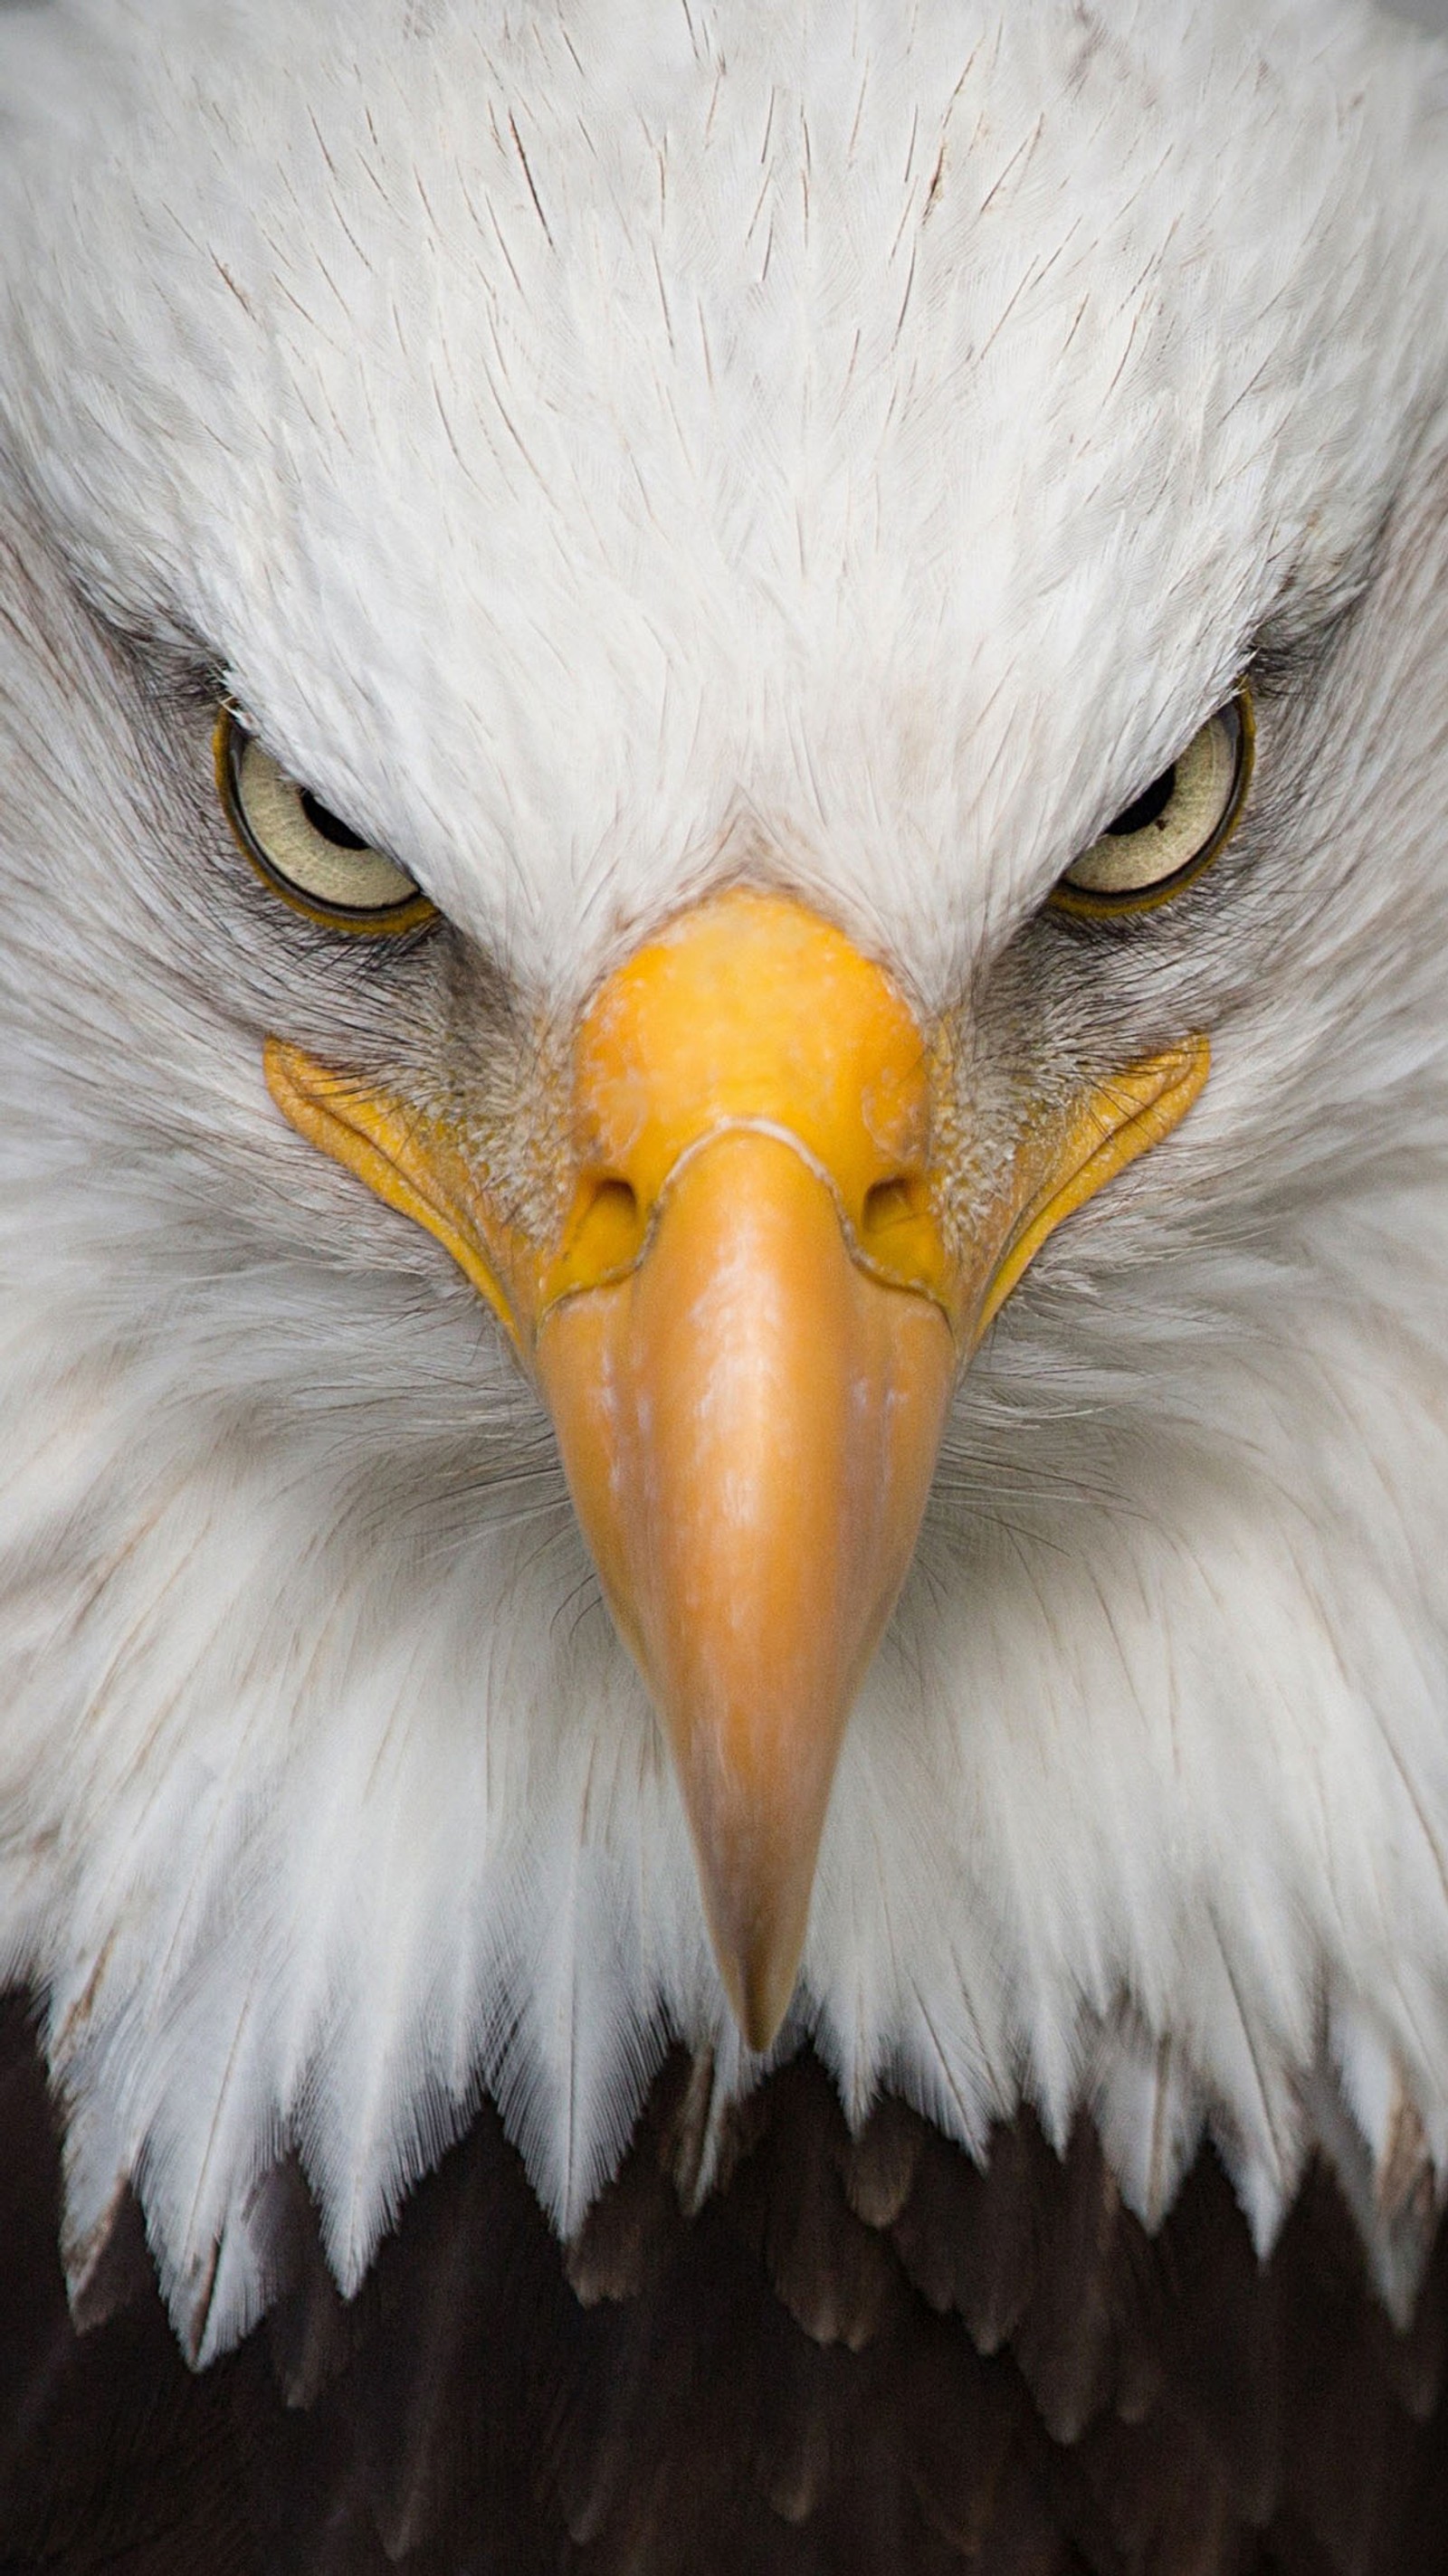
[590,1177,639,1226]
[862,1176,919,1241]
[568,1174,645,1278]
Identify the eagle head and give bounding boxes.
[0,0,1445,2362]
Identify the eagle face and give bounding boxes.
[1,0,1447,2361]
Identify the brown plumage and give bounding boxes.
[2,1993,1446,2574]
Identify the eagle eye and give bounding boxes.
[1051,687,1253,917]
[215,708,435,933]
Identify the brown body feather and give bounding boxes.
[0,1999,1444,2572]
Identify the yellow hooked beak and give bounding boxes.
[266,890,1207,2049]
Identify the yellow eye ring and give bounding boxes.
[1049,684,1255,920]
[214,707,436,936]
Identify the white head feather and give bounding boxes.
[1,0,1447,2360]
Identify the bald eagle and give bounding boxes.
[2,0,1448,2564]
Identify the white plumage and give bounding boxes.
[0,0,1447,2381]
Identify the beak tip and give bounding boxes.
[715,1911,805,2057]
[739,2001,791,2057]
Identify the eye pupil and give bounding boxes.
[1107,765,1176,838]
[299,788,369,851]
